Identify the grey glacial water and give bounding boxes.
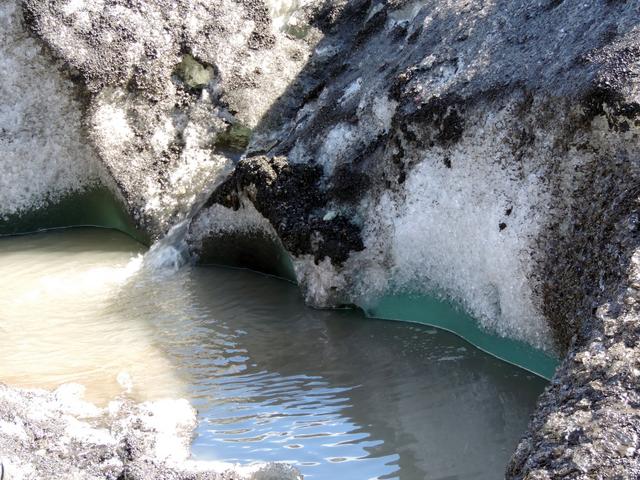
[0,228,547,479]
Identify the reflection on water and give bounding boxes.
[0,229,547,479]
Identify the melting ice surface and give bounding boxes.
[0,229,547,479]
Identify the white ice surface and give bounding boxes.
[0,1,101,218]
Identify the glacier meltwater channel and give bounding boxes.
[0,228,547,479]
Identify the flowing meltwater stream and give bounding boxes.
[0,228,547,479]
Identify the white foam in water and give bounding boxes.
[0,2,102,218]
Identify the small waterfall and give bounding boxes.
[142,168,233,273]
[144,220,192,271]
[141,223,198,273]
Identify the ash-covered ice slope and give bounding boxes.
[3,0,317,238]
[191,0,640,352]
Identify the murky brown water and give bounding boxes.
[0,228,547,479]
